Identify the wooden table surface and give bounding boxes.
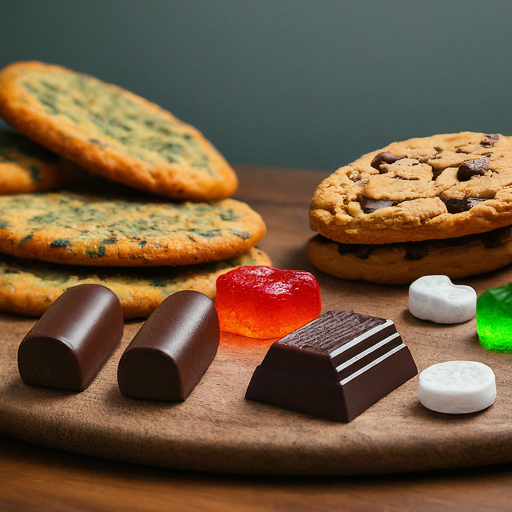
[2,165,512,511]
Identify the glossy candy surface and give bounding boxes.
[246,310,417,422]
[215,266,321,339]
[18,284,124,391]
[118,290,219,401]
[477,283,512,351]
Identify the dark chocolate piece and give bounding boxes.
[443,197,487,213]
[245,311,417,422]
[481,134,499,148]
[18,284,123,392]
[117,290,219,401]
[359,196,400,214]
[457,157,489,181]
[370,152,405,171]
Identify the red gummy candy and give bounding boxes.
[215,266,321,339]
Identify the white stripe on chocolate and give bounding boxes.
[329,319,394,359]
[335,332,400,373]
[340,343,407,385]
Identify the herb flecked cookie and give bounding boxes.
[0,130,73,194]
[0,248,270,318]
[0,61,238,201]
[0,192,266,266]
[310,132,512,244]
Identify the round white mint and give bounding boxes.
[418,361,496,414]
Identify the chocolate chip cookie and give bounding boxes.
[0,61,238,201]
[310,132,512,244]
[309,132,512,283]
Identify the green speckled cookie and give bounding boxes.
[0,248,271,318]
[0,130,73,193]
[0,61,238,201]
[0,191,266,266]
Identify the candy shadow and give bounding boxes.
[2,376,183,425]
[102,384,183,414]
[400,308,477,331]
[2,375,81,404]
[400,308,450,328]
[410,399,494,423]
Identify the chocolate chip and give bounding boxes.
[359,196,400,214]
[481,134,499,148]
[337,244,374,260]
[481,229,505,249]
[314,235,376,260]
[370,152,405,172]
[457,157,489,181]
[316,235,334,245]
[405,244,428,261]
[443,197,487,213]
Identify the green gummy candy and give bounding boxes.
[477,283,512,352]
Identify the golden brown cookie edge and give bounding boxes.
[0,61,238,201]
[306,234,512,285]
[310,132,512,244]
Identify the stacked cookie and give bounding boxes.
[0,61,269,317]
[308,132,512,284]
[0,130,75,194]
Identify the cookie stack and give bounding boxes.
[308,132,512,284]
[0,61,269,317]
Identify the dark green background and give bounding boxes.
[1,0,511,170]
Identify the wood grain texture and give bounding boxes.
[2,165,512,479]
[3,433,512,512]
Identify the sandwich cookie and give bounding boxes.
[308,132,512,283]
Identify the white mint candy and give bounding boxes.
[418,361,496,414]
[409,275,476,324]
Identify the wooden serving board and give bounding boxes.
[1,167,512,476]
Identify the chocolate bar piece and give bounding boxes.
[245,310,417,422]
[18,284,124,392]
[117,290,219,401]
